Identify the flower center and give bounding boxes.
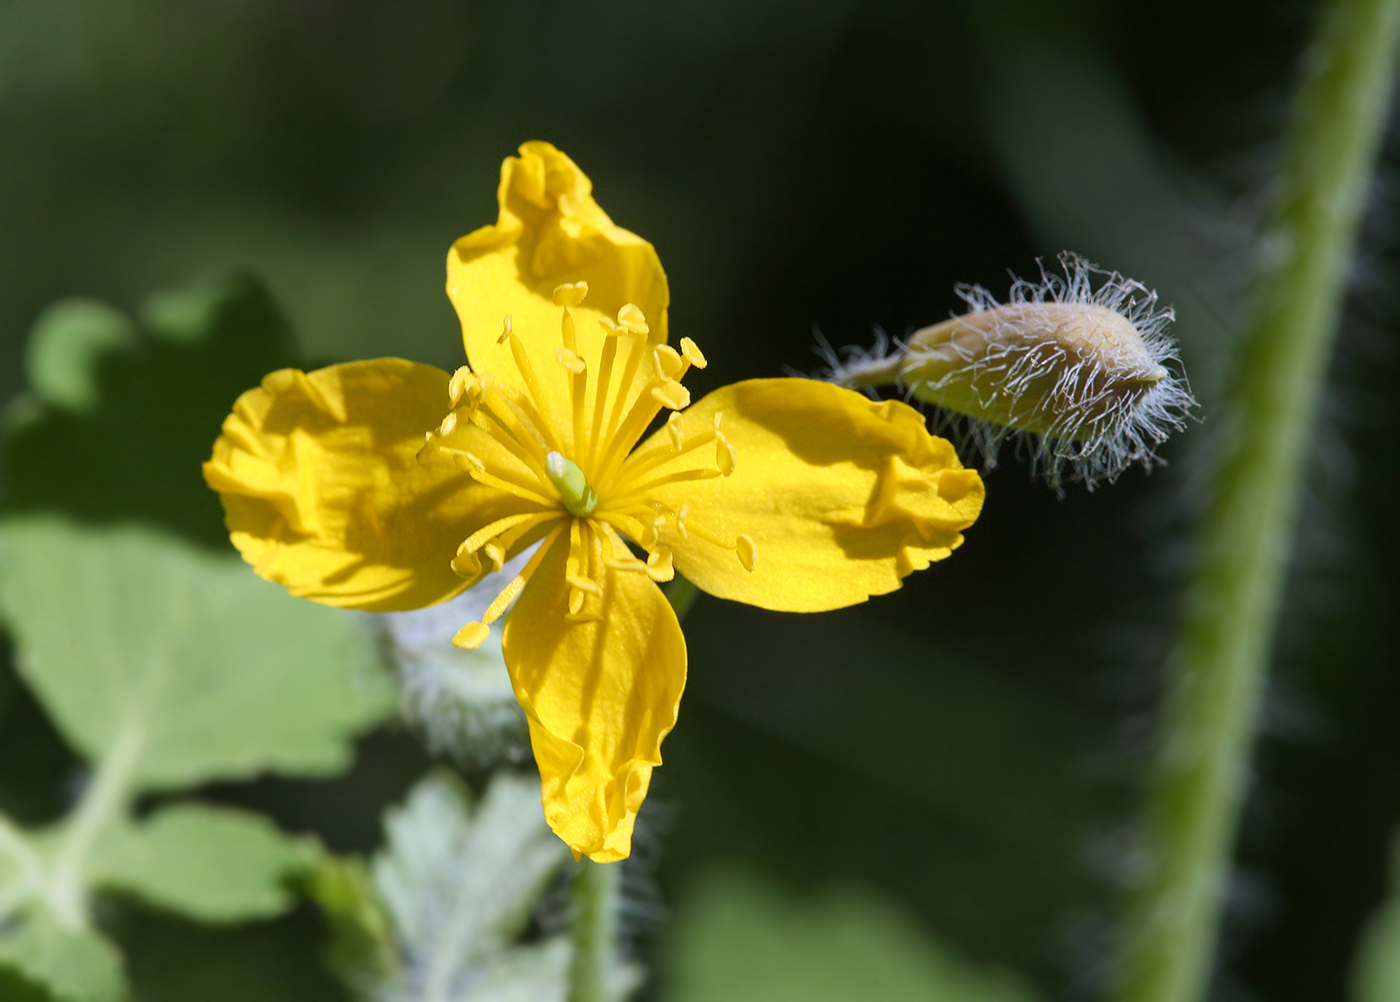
[421,281,755,649]
[546,451,597,518]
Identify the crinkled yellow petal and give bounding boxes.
[203,359,530,612]
[446,141,669,452]
[634,378,984,612]
[502,534,686,862]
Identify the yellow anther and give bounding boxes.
[713,411,724,431]
[651,380,690,411]
[617,303,649,336]
[675,505,690,540]
[450,541,481,578]
[654,344,683,378]
[736,534,756,572]
[438,411,459,436]
[567,573,603,597]
[680,337,707,369]
[568,588,587,616]
[666,411,685,450]
[716,434,736,476]
[646,547,675,582]
[453,622,490,649]
[605,556,648,573]
[482,541,506,572]
[496,314,514,346]
[597,316,625,336]
[461,451,486,473]
[553,281,589,307]
[556,346,586,374]
[448,366,480,409]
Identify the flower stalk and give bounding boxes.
[568,859,622,1002]
[1112,1,1400,1000]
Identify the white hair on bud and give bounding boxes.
[826,252,1197,492]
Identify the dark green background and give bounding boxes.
[2,1,1397,999]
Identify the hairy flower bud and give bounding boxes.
[828,253,1196,490]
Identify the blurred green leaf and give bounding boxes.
[0,905,126,1002]
[23,301,138,413]
[302,849,400,993]
[0,517,394,1000]
[369,771,571,1002]
[309,770,572,1002]
[1352,829,1400,1001]
[0,518,391,789]
[1,274,296,546]
[665,865,1038,1002]
[89,805,308,923]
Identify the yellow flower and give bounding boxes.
[203,142,984,862]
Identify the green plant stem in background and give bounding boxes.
[665,575,700,621]
[565,578,697,1002]
[569,858,622,1002]
[1113,1,1400,1001]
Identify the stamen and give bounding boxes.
[646,546,675,582]
[589,326,622,469]
[497,314,513,345]
[736,534,756,572]
[505,330,561,449]
[617,303,649,337]
[447,449,554,505]
[610,420,721,491]
[596,376,690,484]
[458,511,556,559]
[468,399,548,476]
[679,518,753,571]
[556,341,588,458]
[486,386,559,456]
[679,337,707,369]
[715,432,736,476]
[654,344,683,378]
[453,622,491,649]
[666,411,684,450]
[651,379,690,411]
[482,522,564,623]
[602,314,647,451]
[553,281,589,309]
[620,466,723,496]
[448,366,481,410]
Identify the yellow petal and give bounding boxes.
[203,359,529,612]
[502,532,686,862]
[446,142,669,451]
[636,378,984,612]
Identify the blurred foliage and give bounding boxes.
[0,519,393,1001]
[1,275,296,546]
[663,865,1037,1002]
[1354,827,1400,1002]
[0,1,1397,1000]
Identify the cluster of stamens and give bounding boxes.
[419,282,753,648]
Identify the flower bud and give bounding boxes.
[828,253,1195,490]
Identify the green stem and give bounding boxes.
[568,858,622,1002]
[665,575,700,621]
[1113,2,1400,1001]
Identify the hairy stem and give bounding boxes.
[568,858,622,1002]
[1113,1,1400,1001]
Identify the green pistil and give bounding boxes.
[547,451,598,518]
